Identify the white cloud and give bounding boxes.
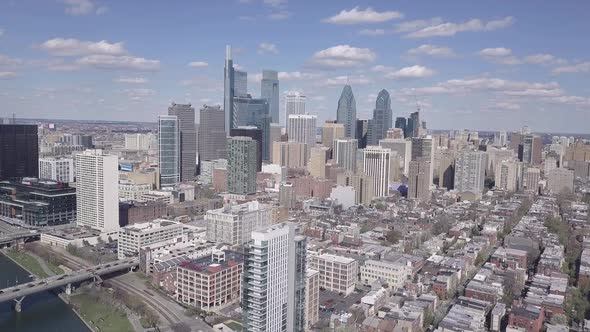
[263,0,286,7]
[252,71,320,82]
[188,61,208,68]
[47,63,81,71]
[407,44,455,57]
[268,11,291,20]
[549,95,590,106]
[405,16,514,38]
[358,29,385,36]
[524,54,555,64]
[552,62,590,75]
[323,7,403,25]
[385,65,435,80]
[114,77,148,84]
[258,42,279,55]
[40,38,126,56]
[76,55,161,71]
[122,88,156,101]
[492,102,521,111]
[0,54,24,67]
[309,45,376,68]
[478,48,522,65]
[319,75,370,87]
[394,18,443,33]
[478,47,512,57]
[0,71,17,79]
[60,0,106,16]
[371,65,395,72]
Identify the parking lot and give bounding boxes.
[318,287,367,320]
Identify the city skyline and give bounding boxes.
[1,1,590,133]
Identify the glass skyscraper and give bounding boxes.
[336,85,357,138]
[233,95,271,161]
[368,89,392,145]
[158,115,180,187]
[261,70,279,124]
[168,103,196,181]
[395,117,407,138]
[227,136,257,195]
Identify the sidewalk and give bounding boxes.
[27,251,57,277]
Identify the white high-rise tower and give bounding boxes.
[362,146,391,198]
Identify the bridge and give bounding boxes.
[0,258,139,311]
[0,231,40,248]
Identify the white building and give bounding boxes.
[206,201,272,246]
[75,149,119,232]
[287,114,317,156]
[330,185,356,210]
[308,253,358,295]
[124,133,155,151]
[495,159,521,192]
[118,219,184,259]
[285,91,306,130]
[119,179,152,201]
[333,138,358,172]
[360,260,412,290]
[523,167,541,193]
[455,150,487,200]
[39,157,74,183]
[548,168,574,193]
[363,146,391,198]
[379,138,411,175]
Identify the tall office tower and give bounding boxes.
[224,45,243,132]
[288,114,317,156]
[411,137,434,184]
[233,95,271,161]
[273,141,307,168]
[334,138,358,172]
[495,131,508,147]
[394,117,407,137]
[261,70,280,123]
[379,138,411,176]
[336,85,357,138]
[0,124,39,180]
[158,115,180,187]
[321,121,345,151]
[523,167,540,193]
[285,92,306,131]
[39,157,74,183]
[408,111,420,137]
[454,150,487,200]
[308,146,329,178]
[60,134,93,148]
[227,136,257,195]
[242,223,307,332]
[362,146,391,198]
[408,158,431,201]
[75,149,119,232]
[198,105,227,162]
[231,126,263,172]
[547,168,574,193]
[355,119,369,149]
[368,89,392,145]
[435,149,455,189]
[206,201,272,246]
[269,123,283,160]
[168,103,196,181]
[495,159,521,192]
[336,172,374,205]
[509,132,522,155]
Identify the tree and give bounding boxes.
[550,313,568,325]
[566,287,589,323]
[423,308,434,328]
[385,230,401,245]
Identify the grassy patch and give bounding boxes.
[5,250,49,278]
[48,263,65,276]
[70,293,134,332]
[226,321,243,331]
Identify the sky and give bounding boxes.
[1,0,590,133]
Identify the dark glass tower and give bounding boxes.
[336,85,357,138]
[356,119,368,149]
[0,124,38,180]
[231,126,263,172]
[395,117,407,137]
[368,89,392,145]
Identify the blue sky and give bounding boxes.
[1,0,590,133]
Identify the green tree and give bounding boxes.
[566,288,589,323]
[385,230,401,245]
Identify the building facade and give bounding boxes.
[454,150,487,200]
[206,201,272,246]
[336,85,357,138]
[368,89,392,145]
[288,114,317,157]
[308,253,357,296]
[158,115,180,187]
[227,136,257,195]
[168,103,197,181]
[285,92,306,131]
[0,124,39,181]
[118,219,184,259]
[333,138,358,172]
[38,157,74,183]
[198,105,227,162]
[261,70,280,124]
[232,95,271,161]
[363,146,391,198]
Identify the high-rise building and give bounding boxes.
[363,146,391,198]
[308,146,329,178]
[285,92,306,131]
[368,89,392,145]
[495,131,508,147]
[168,103,197,181]
[224,45,248,132]
[231,126,263,172]
[516,134,542,165]
[227,136,257,195]
[387,128,404,139]
[206,201,272,246]
[273,141,307,168]
[198,105,227,162]
[39,157,74,183]
[242,223,307,332]
[75,149,119,232]
[547,168,574,193]
[233,95,271,160]
[337,172,374,205]
[336,85,357,138]
[395,117,407,137]
[355,119,369,148]
[0,124,39,181]
[333,139,358,172]
[379,138,411,176]
[408,158,431,201]
[495,159,522,192]
[305,269,320,330]
[124,133,154,151]
[435,149,455,189]
[454,150,487,200]
[288,114,317,156]
[279,183,296,209]
[261,70,279,123]
[408,111,420,138]
[523,167,540,193]
[321,121,345,151]
[411,137,434,185]
[158,115,180,187]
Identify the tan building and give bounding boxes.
[308,253,358,295]
[321,122,345,151]
[548,168,574,193]
[272,141,307,168]
[386,128,404,139]
[305,269,320,330]
[408,158,431,201]
[308,146,329,178]
[337,172,374,206]
[360,260,412,290]
[176,251,243,311]
[495,159,521,192]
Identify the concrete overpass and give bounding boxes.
[0,231,40,248]
[0,258,139,311]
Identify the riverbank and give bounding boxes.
[69,291,134,332]
[1,250,46,279]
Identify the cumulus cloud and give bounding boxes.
[251,71,320,82]
[0,71,18,79]
[323,7,403,25]
[60,0,107,16]
[309,45,376,68]
[258,42,279,55]
[114,77,148,84]
[478,47,512,57]
[478,48,522,65]
[403,16,514,38]
[0,54,24,67]
[358,29,386,36]
[552,62,590,75]
[524,54,555,64]
[188,61,208,68]
[122,88,156,101]
[319,75,370,87]
[385,65,435,80]
[76,55,161,71]
[394,18,443,33]
[407,44,455,57]
[40,38,126,56]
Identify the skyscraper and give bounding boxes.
[333,138,358,172]
[158,115,180,187]
[308,146,329,178]
[168,103,197,181]
[227,136,257,195]
[321,121,345,152]
[285,92,306,131]
[224,45,248,132]
[231,126,263,172]
[75,149,119,232]
[368,89,392,145]
[395,117,407,138]
[454,150,487,200]
[242,223,307,332]
[0,124,39,181]
[379,138,411,175]
[336,85,357,138]
[411,137,434,184]
[272,141,307,168]
[198,105,227,162]
[362,146,391,198]
[408,111,420,138]
[288,114,317,156]
[523,167,540,193]
[233,95,271,161]
[355,119,368,148]
[408,158,431,201]
[261,70,279,124]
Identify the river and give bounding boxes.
[0,253,90,332]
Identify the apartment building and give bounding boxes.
[118,219,184,259]
[308,253,358,295]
